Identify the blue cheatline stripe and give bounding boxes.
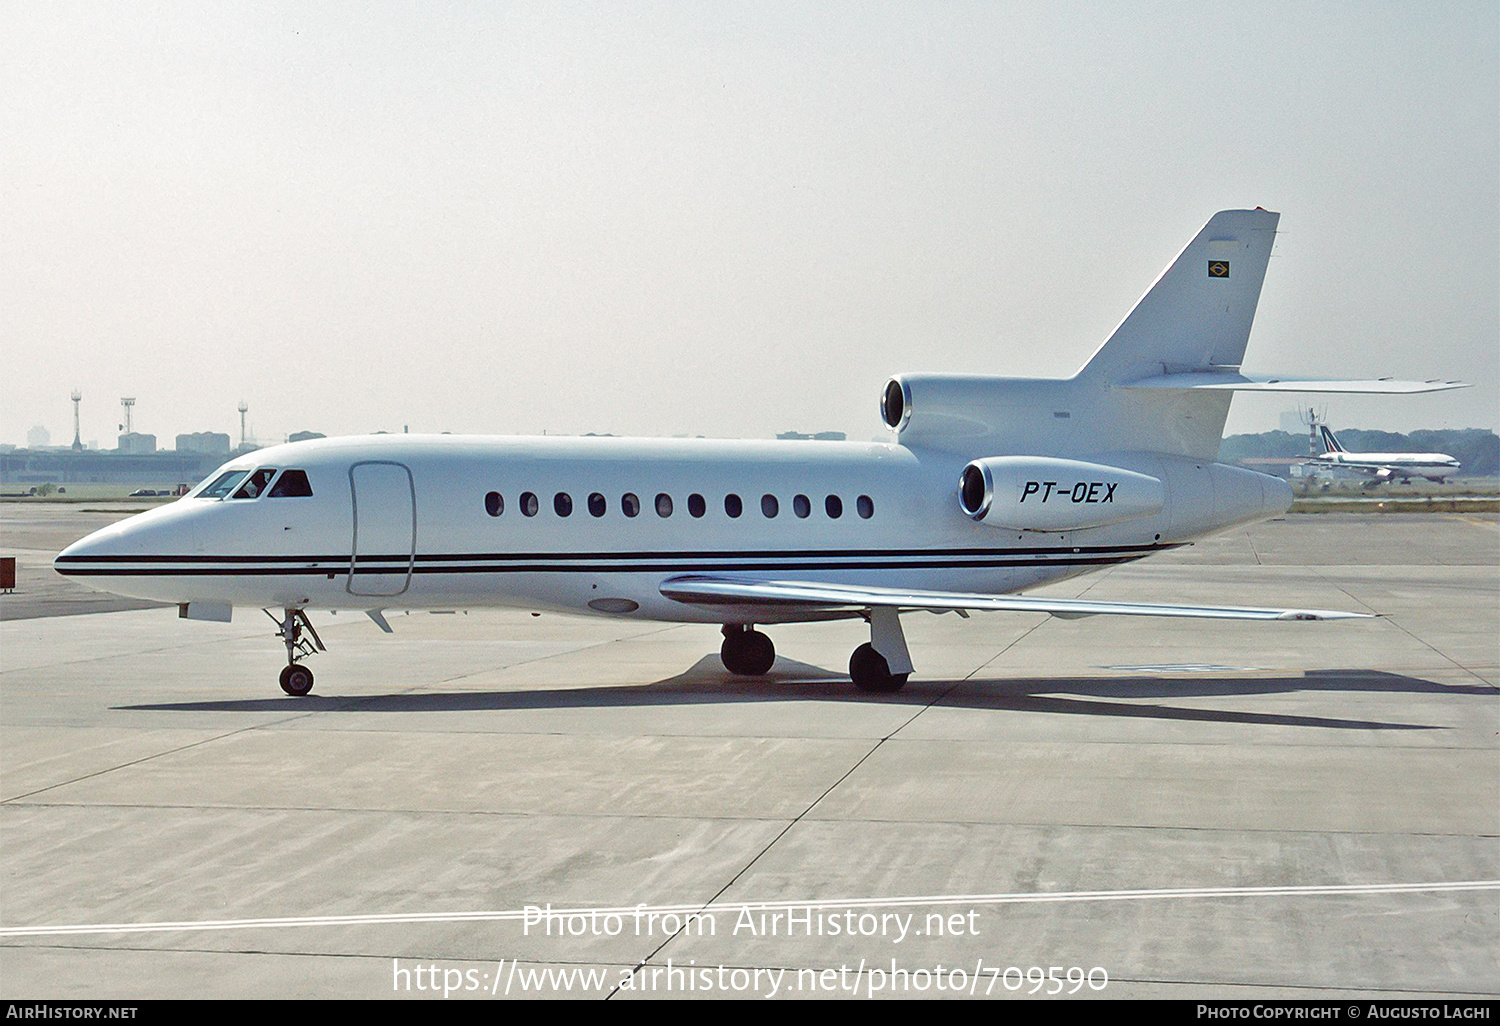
[55,554,1157,577]
[54,541,1175,565]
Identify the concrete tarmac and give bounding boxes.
[1,509,1496,999]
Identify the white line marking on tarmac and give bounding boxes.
[2,880,1496,938]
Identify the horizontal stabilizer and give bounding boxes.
[1120,372,1469,394]
[660,575,1373,622]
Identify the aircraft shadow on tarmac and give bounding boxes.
[120,656,1480,731]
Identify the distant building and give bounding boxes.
[26,425,50,448]
[175,431,232,455]
[287,431,326,443]
[118,432,157,454]
[1,449,215,486]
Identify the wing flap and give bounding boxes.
[659,575,1373,622]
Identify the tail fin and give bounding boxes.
[1079,209,1280,386]
[1319,425,1345,454]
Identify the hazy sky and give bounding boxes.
[4,2,1496,448]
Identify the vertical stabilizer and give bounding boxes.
[1071,208,1280,458]
[1319,425,1345,454]
[1079,209,1280,386]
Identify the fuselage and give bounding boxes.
[53,433,1291,624]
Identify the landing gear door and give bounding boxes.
[348,461,415,597]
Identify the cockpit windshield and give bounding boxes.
[197,470,250,499]
[231,468,277,499]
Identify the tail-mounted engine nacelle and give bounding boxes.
[959,456,1165,531]
[881,378,912,432]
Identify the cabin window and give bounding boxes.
[622,493,640,517]
[655,493,673,517]
[521,491,539,517]
[793,494,811,518]
[724,493,743,518]
[688,493,706,518]
[857,494,874,519]
[484,491,503,517]
[825,495,843,518]
[231,468,276,500]
[554,492,573,517]
[269,470,313,498]
[761,494,779,518]
[199,470,249,499]
[588,492,606,517]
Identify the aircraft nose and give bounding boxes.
[54,522,129,577]
[54,505,197,582]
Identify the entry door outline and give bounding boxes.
[347,460,416,597]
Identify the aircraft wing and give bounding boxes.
[1120,372,1468,394]
[659,575,1373,622]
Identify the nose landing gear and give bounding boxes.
[279,663,315,696]
[264,608,325,695]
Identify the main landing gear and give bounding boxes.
[265,608,325,696]
[720,608,915,693]
[849,643,907,693]
[721,624,776,676]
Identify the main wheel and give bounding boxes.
[279,664,315,696]
[849,643,907,693]
[720,628,776,676]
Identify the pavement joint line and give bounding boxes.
[4,881,1496,939]
[1,622,694,805]
[1244,526,1264,567]
[1305,565,1499,693]
[4,804,1495,838]
[391,622,702,695]
[0,717,328,805]
[606,742,888,996]
[0,943,641,972]
[605,617,1083,997]
[0,941,1494,999]
[605,643,987,995]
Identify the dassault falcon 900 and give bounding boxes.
[54,209,1466,696]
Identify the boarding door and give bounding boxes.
[347,461,416,597]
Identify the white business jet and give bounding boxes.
[55,209,1466,696]
[1308,424,1461,484]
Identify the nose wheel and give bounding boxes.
[279,663,315,696]
[265,608,325,696]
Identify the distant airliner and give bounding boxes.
[55,209,1467,695]
[1307,424,1461,484]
